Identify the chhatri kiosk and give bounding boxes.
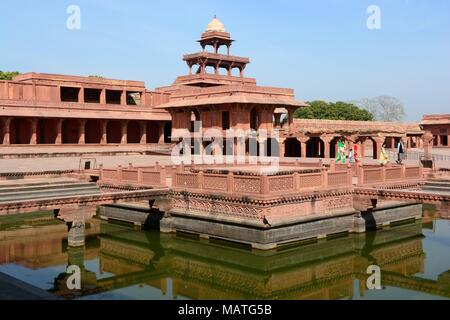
[156,17,307,158]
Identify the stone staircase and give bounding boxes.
[422,178,450,195]
[0,178,101,203]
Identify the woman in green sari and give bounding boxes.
[335,139,346,163]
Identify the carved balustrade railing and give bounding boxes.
[99,163,167,187]
[172,167,353,196]
[357,163,423,185]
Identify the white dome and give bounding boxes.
[205,17,226,33]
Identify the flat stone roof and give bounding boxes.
[421,114,450,125]
[291,119,423,134]
[13,73,146,89]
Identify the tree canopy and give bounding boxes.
[294,100,374,121]
[0,71,20,80]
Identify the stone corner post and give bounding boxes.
[197,170,204,190]
[160,166,167,186]
[322,167,329,189]
[357,163,364,185]
[401,163,406,179]
[260,175,270,194]
[227,171,234,193]
[98,164,103,181]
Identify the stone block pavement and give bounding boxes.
[0,154,174,173]
[0,144,444,173]
[0,154,423,174]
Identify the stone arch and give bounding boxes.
[146,122,160,143]
[37,119,57,144]
[231,67,240,77]
[284,138,301,157]
[127,120,141,144]
[330,137,341,159]
[205,66,215,75]
[85,120,102,144]
[364,137,378,159]
[62,119,80,144]
[217,45,228,55]
[218,66,228,76]
[306,137,325,158]
[107,121,122,144]
[203,44,215,53]
[10,118,32,144]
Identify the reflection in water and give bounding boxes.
[0,206,449,300]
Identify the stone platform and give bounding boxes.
[96,161,425,250]
[159,190,422,250]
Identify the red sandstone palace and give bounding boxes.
[0,18,441,158]
[421,114,450,148]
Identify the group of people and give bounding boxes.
[335,139,359,164]
[335,138,406,166]
[379,139,405,166]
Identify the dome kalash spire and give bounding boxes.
[177,16,251,83]
[198,16,234,55]
[205,15,226,33]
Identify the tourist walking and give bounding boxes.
[396,139,405,164]
[379,143,389,166]
[335,139,346,163]
[353,144,359,162]
[348,149,354,163]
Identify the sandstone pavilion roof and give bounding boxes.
[155,17,307,109]
[421,114,450,125]
[291,119,423,135]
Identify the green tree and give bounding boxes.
[294,100,374,121]
[0,71,20,80]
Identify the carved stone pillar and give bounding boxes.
[121,90,127,105]
[287,108,295,132]
[158,123,165,144]
[67,220,85,247]
[321,135,334,159]
[423,131,433,159]
[55,119,63,145]
[2,118,11,145]
[140,121,147,144]
[100,120,107,144]
[30,118,37,145]
[78,87,84,103]
[279,138,286,158]
[121,121,128,144]
[78,120,86,145]
[373,136,385,160]
[299,136,310,158]
[100,89,106,104]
